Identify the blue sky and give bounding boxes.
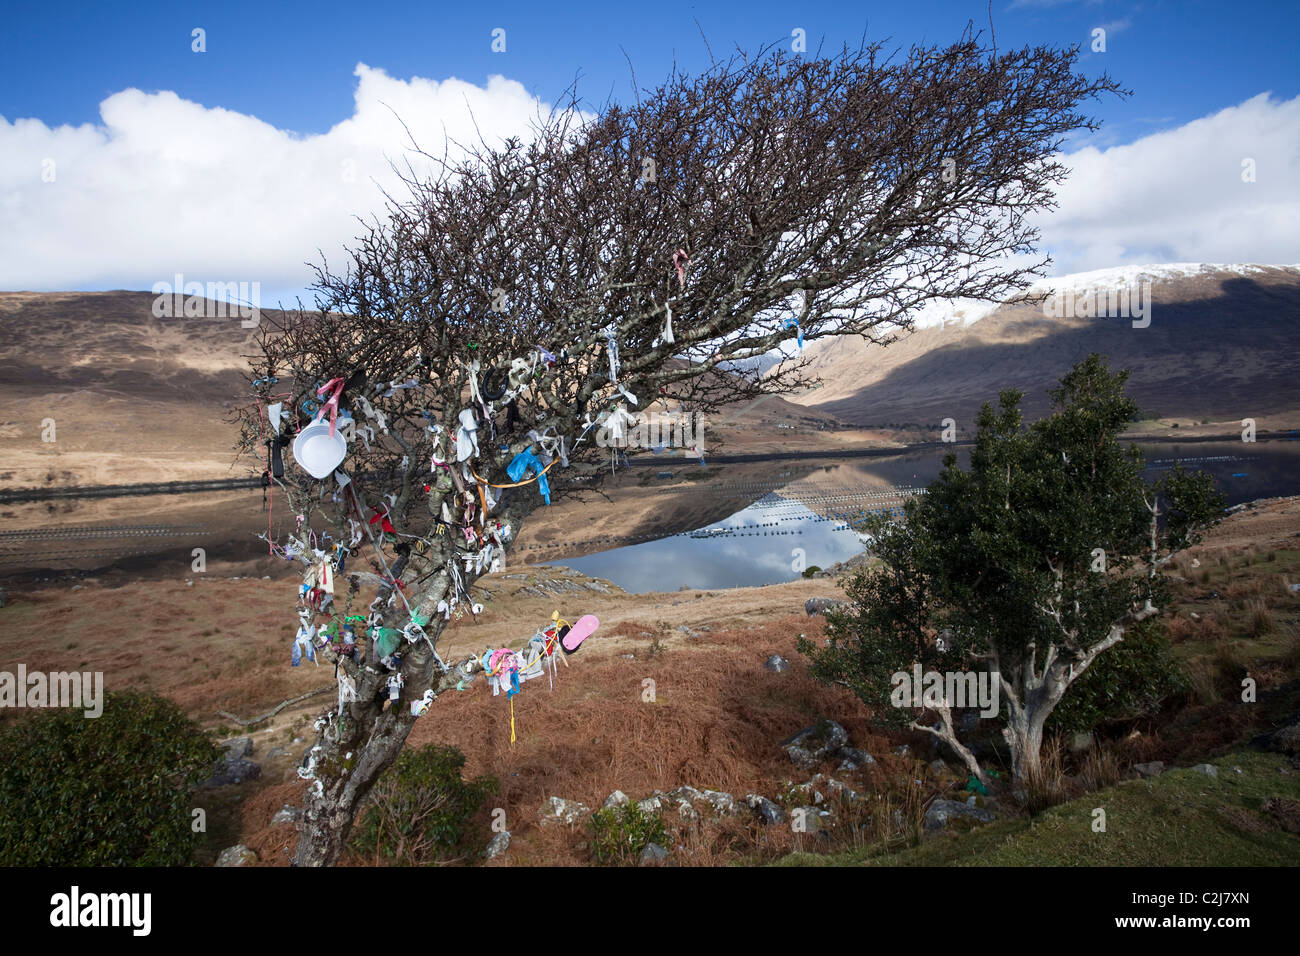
[6,1,1296,143]
[2,0,1298,300]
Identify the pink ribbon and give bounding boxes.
[316,377,346,437]
[673,249,690,289]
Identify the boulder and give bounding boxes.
[1134,761,1165,779]
[539,796,591,826]
[783,719,850,769]
[791,805,832,832]
[673,799,700,822]
[746,794,785,825]
[924,799,995,831]
[636,792,666,814]
[788,781,825,805]
[220,737,254,758]
[215,845,258,867]
[805,597,847,617]
[639,842,670,866]
[837,746,875,771]
[1252,716,1300,756]
[201,756,262,788]
[699,789,737,815]
[666,785,705,804]
[1191,763,1218,778]
[764,654,790,673]
[485,832,511,859]
[602,790,630,810]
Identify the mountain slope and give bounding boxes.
[785,264,1300,430]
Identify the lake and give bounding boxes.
[563,439,1300,593]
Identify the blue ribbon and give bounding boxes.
[507,449,551,505]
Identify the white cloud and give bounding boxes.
[0,64,563,299]
[1037,92,1300,274]
[0,70,1296,298]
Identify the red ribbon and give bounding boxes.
[317,377,346,437]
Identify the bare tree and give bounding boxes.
[236,31,1123,866]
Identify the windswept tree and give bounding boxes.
[238,33,1124,865]
[801,355,1225,786]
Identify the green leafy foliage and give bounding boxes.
[589,802,669,865]
[351,743,497,865]
[800,355,1224,768]
[0,691,219,866]
[1046,618,1189,735]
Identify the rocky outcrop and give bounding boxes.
[215,845,258,867]
[539,796,590,826]
[782,719,851,769]
[924,799,995,831]
[805,597,847,616]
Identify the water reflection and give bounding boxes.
[564,493,870,593]
[565,439,1300,593]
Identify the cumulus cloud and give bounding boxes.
[1037,92,1300,274]
[0,64,562,299]
[0,67,1296,298]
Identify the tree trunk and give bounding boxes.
[1004,704,1047,783]
[293,704,418,866]
[293,542,456,866]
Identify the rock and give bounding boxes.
[271,805,302,826]
[201,756,262,788]
[636,792,665,813]
[804,597,846,616]
[783,719,850,769]
[1069,732,1094,753]
[837,746,875,771]
[267,747,289,759]
[1253,717,1300,756]
[221,737,254,758]
[699,789,737,815]
[215,844,258,867]
[788,780,825,805]
[894,745,910,757]
[924,799,995,831]
[817,775,865,804]
[602,790,629,810]
[1191,763,1218,778]
[485,831,510,859]
[928,759,949,775]
[791,805,831,831]
[1134,761,1165,779]
[539,796,591,826]
[764,654,790,673]
[673,799,700,822]
[667,785,705,804]
[746,794,785,824]
[639,842,670,865]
